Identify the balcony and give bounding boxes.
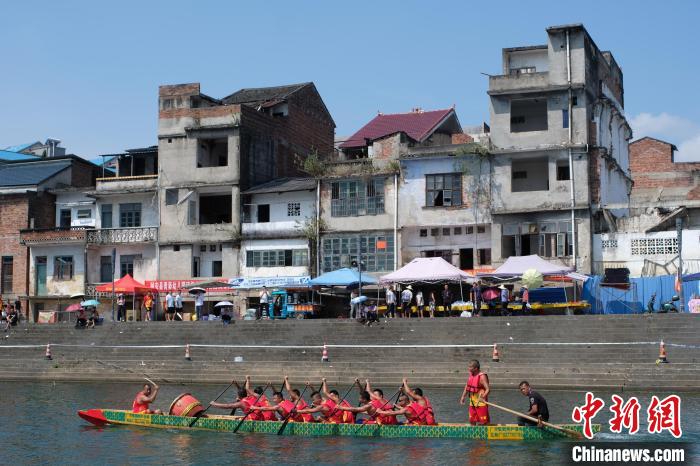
[96,174,158,193]
[86,227,158,245]
[488,72,553,96]
[20,228,87,245]
[241,221,301,239]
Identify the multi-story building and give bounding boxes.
[594,137,700,277]
[486,24,633,273]
[156,82,335,282]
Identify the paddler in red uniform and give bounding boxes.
[132,383,162,414]
[209,388,264,421]
[402,378,436,425]
[284,376,314,422]
[347,380,398,424]
[296,379,354,423]
[250,391,296,420]
[244,376,277,421]
[375,393,427,425]
[334,390,384,424]
[460,359,490,425]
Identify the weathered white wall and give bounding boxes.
[506,48,549,73]
[239,238,310,278]
[97,192,159,228]
[29,244,85,296]
[86,245,158,284]
[54,192,96,227]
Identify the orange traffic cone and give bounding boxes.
[656,341,668,364]
[321,344,329,363]
[45,343,52,360]
[185,344,192,361]
[492,343,500,362]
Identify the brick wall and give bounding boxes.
[629,137,700,200]
[451,133,474,144]
[70,159,101,188]
[0,195,30,309]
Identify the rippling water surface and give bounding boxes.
[1,381,697,465]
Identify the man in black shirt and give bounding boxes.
[517,381,549,426]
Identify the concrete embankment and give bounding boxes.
[1,314,699,391]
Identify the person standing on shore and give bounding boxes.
[460,359,490,425]
[428,291,436,318]
[472,282,483,316]
[117,293,126,322]
[143,291,153,321]
[415,290,425,318]
[258,286,270,320]
[385,286,396,318]
[194,291,204,320]
[442,284,453,316]
[400,286,413,318]
[349,289,358,319]
[174,291,183,320]
[165,292,175,321]
[499,285,510,316]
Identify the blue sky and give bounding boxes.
[2,1,699,160]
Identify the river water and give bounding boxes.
[1,381,697,465]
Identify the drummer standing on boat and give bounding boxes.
[132,383,162,414]
[460,359,490,425]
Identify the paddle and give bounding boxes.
[483,400,583,439]
[189,379,237,428]
[233,383,271,433]
[325,379,360,421]
[277,383,310,435]
[356,386,402,430]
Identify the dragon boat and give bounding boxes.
[78,409,599,440]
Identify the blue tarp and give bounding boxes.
[582,275,680,314]
[308,268,378,287]
[528,287,568,304]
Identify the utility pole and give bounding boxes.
[677,217,684,311]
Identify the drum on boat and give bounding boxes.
[168,393,205,417]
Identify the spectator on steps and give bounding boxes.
[415,290,425,318]
[400,285,413,318]
[499,285,510,316]
[76,307,87,328]
[87,307,99,329]
[257,287,270,320]
[143,292,154,321]
[1,307,8,331]
[349,289,359,319]
[117,293,126,322]
[472,282,483,317]
[175,291,183,321]
[195,291,205,320]
[428,291,436,318]
[442,285,453,316]
[385,286,396,318]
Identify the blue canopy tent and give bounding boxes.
[308,268,378,288]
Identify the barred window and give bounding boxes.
[331,178,385,217]
[601,239,618,249]
[246,249,308,267]
[630,238,678,255]
[426,173,462,207]
[322,233,394,273]
[54,256,74,280]
[287,202,301,217]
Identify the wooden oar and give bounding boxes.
[277,383,310,435]
[483,400,583,439]
[233,383,270,433]
[356,386,402,430]
[189,380,237,428]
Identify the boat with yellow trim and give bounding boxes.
[78,409,600,440]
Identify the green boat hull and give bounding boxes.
[79,409,599,440]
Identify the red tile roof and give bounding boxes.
[340,108,456,148]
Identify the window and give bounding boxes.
[426,174,462,207]
[188,200,196,225]
[59,209,71,228]
[246,249,309,267]
[54,256,74,280]
[321,233,394,273]
[630,238,678,256]
[442,228,450,236]
[511,158,549,192]
[453,227,462,235]
[287,202,301,217]
[430,228,439,237]
[423,250,452,263]
[77,209,91,219]
[331,178,385,217]
[196,138,228,167]
[510,66,537,75]
[477,248,492,265]
[212,260,223,277]
[557,161,570,181]
[562,109,569,129]
[119,203,142,227]
[1,256,12,293]
[601,239,618,249]
[99,256,112,283]
[539,233,569,258]
[419,229,427,237]
[120,255,141,277]
[199,194,232,224]
[173,245,181,252]
[165,189,178,205]
[466,226,474,235]
[510,98,548,132]
[258,204,270,223]
[477,225,486,234]
[200,245,207,252]
[209,245,216,252]
[192,257,200,277]
[101,204,112,228]
[572,96,578,106]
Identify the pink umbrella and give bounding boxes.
[65,303,82,312]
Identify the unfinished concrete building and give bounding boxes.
[487,24,633,273]
[157,82,334,281]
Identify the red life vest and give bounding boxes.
[370,398,397,425]
[295,398,314,422]
[323,399,354,424]
[242,396,264,421]
[278,399,295,420]
[405,402,427,425]
[132,392,150,413]
[255,395,277,421]
[467,372,488,403]
[422,396,436,425]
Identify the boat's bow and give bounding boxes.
[78,409,109,427]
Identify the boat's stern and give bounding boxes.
[78,409,109,427]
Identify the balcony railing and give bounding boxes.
[96,174,158,182]
[19,227,87,245]
[86,227,158,245]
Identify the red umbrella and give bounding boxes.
[65,303,82,312]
